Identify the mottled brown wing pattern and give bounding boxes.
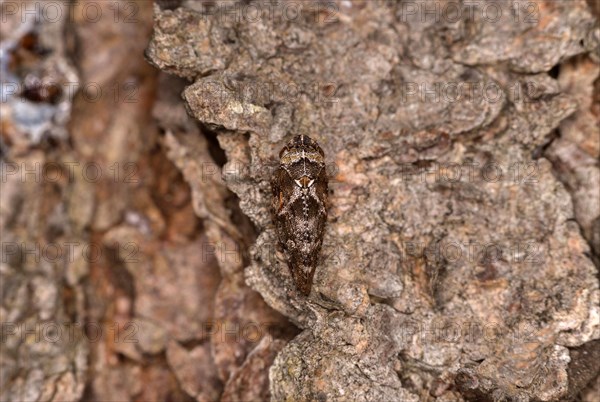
[271,135,328,295]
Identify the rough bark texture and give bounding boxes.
[2,1,294,401]
[1,0,599,401]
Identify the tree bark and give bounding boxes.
[1,1,599,401]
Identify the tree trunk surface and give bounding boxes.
[1,1,599,401]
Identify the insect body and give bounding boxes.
[271,135,328,295]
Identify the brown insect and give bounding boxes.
[271,135,328,295]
